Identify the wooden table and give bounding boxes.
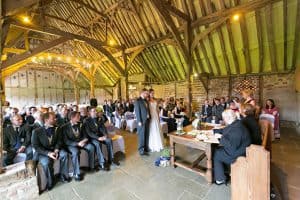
[168,125,215,183]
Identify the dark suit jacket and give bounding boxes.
[83,117,106,140]
[241,116,262,145]
[201,105,212,117]
[134,97,149,124]
[212,104,224,120]
[63,122,87,147]
[3,125,28,152]
[31,126,61,156]
[56,115,69,127]
[219,120,251,159]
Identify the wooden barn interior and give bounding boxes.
[0,0,300,199]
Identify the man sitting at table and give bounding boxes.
[213,109,251,185]
[201,99,212,122]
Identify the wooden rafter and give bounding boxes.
[226,21,240,74]
[2,0,39,16]
[151,0,189,61]
[10,20,125,75]
[162,1,189,21]
[191,17,228,51]
[283,0,288,70]
[32,12,87,29]
[192,0,281,28]
[265,5,277,72]
[2,37,69,69]
[68,0,108,19]
[239,15,252,73]
[255,10,264,73]
[1,19,10,55]
[292,0,300,69]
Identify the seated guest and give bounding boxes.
[262,99,280,139]
[63,112,95,181]
[220,97,227,110]
[213,109,251,185]
[233,97,241,109]
[166,97,176,112]
[160,102,169,119]
[103,100,114,124]
[128,99,135,113]
[201,99,212,122]
[173,101,184,118]
[240,104,262,145]
[22,107,35,125]
[229,101,239,113]
[79,107,88,123]
[83,107,110,171]
[212,99,224,124]
[3,114,33,166]
[32,112,71,190]
[225,96,231,109]
[3,107,19,128]
[32,111,44,130]
[56,106,69,127]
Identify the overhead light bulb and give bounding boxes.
[22,16,31,24]
[108,39,116,46]
[194,73,198,77]
[232,14,240,21]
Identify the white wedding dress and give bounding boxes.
[148,100,164,152]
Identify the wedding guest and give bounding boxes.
[240,104,262,145]
[213,109,251,185]
[262,99,280,139]
[212,99,224,124]
[3,114,33,166]
[201,99,212,122]
[32,112,71,190]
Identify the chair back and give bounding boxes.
[259,119,272,158]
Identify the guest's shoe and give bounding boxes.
[110,159,120,166]
[215,180,226,185]
[140,152,149,156]
[73,174,82,181]
[99,164,110,171]
[60,175,72,183]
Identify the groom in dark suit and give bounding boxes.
[134,88,150,156]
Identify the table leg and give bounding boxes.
[206,145,212,183]
[170,137,175,167]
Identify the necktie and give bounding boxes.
[14,127,21,150]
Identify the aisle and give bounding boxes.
[39,131,230,200]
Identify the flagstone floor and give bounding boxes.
[38,126,300,200]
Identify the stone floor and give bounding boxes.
[38,126,300,200]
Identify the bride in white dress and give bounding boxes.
[148,89,164,152]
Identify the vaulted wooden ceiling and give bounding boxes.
[1,0,299,87]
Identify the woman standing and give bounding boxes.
[262,99,280,139]
[148,89,164,152]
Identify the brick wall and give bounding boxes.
[149,73,298,122]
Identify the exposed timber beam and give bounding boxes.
[10,20,125,75]
[2,0,38,16]
[0,19,10,55]
[226,21,240,74]
[68,0,108,19]
[192,0,281,28]
[292,0,300,69]
[265,5,277,72]
[239,15,252,73]
[255,10,264,73]
[162,1,189,21]
[32,12,87,29]
[191,17,228,51]
[283,0,288,70]
[2,37,69,69]
[152,0,189,61]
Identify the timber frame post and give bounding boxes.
[122,50,129,100]
[90,76,95,99]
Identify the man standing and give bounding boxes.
[63,111,95,181]
[3,114,33,166]
[134,89,150,156]
[32,112,71,190]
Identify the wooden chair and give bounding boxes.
[259,119,273,158]
[231,145,270,200]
